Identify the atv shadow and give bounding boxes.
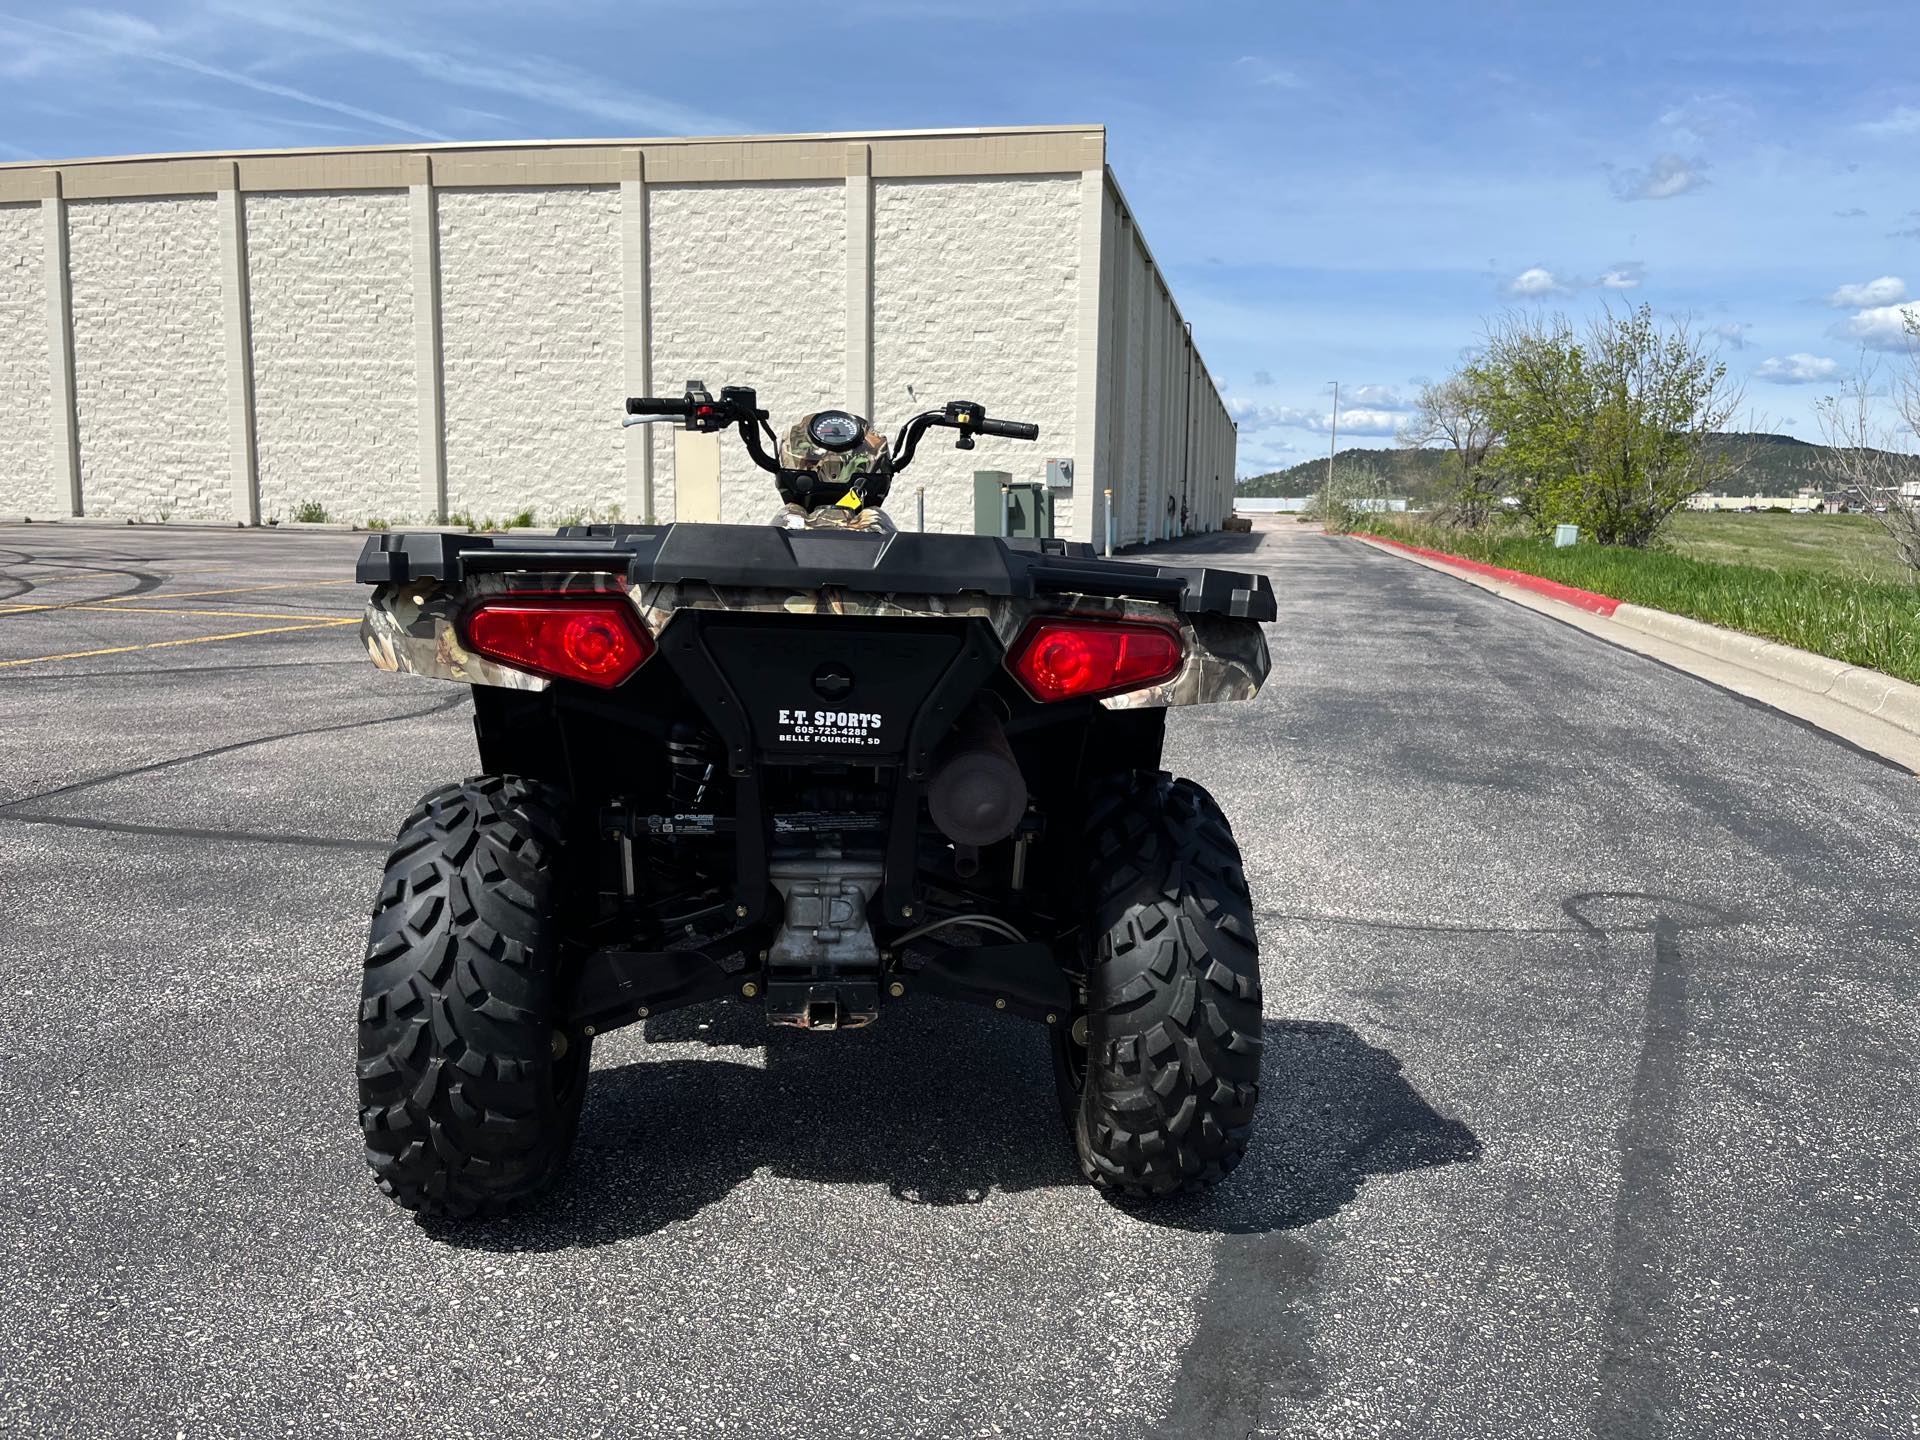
[1127,1018,1481,1236]
[421,1005,1477,1251]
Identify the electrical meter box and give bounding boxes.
[1009,483,1053,538]
[972,471,1053,538]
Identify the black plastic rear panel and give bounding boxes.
[355,522,1276,622]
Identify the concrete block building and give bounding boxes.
[0,126,1235,546]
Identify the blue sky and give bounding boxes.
[3,0,1918,474]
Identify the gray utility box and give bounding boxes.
[972,470,1054,539]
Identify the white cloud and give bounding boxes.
[1237,438,1298,472]
[1826,276,1906,308]
[1658,93,1753,149]
[1708,321,1753,351]
[1836,302,1920,351]
[1229,398,1401,437]
[1506,265,1565,297]
[1753,353,1841,385]
[1612,153,1709,202]
[1860,105,1920,136]
[1327,409,1404,436]
[1505,263,1643,296]
[1226,399,1301,430]
[1343,384,1413,409]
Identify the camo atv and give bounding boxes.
[353,383,1274,1218]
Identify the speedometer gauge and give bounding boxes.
[806,411,864,451]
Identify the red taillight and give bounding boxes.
[463,599,653,688]
[1008,618,1184,703]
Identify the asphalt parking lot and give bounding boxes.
[1,518,1914,1439]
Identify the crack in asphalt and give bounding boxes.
[0,657,369,682]
[1560,891,1743,938]
[1260,890,1746,942]
[0,549,165,607]
[0,811,390,853]
[1591,916,1691,1438]
[1261,907,1590,938]
[0,691,470,814]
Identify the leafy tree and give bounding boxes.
[1303,462,1381,533]
[1471,313,1591,530]
[1474,305,1743,546]
[1575,306,1744,545]
[1816,340,1920,575]
[1398,371,1499,527]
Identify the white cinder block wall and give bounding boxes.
[246,190,415,523]
[648,181,847,526]
[0,204,51,514]
[438,186,624,523]
[68,197,228,521]
[0,129,1236,543]
[872,175,1080,535]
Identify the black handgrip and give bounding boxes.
[978,418,1039,441]
[625,396,690,416]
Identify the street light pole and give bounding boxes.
[1327,380,1339,487]
[1324,380,1339,509]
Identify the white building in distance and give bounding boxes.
[0,126,1235,546]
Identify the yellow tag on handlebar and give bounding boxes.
[835,489,863,510]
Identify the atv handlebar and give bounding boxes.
[621,384,1038,491]
[977,418,1039,441]
[889,401,1039,470]
[625,396,690,417]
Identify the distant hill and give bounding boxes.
[1239,448,1446,500]
[1237,432,1917,501]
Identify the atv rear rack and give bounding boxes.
[355,523,1276,622]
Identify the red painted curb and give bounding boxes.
[1359,533,1623,617]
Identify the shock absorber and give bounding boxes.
[667,722,720,811]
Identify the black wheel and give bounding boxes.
[1052,772,1263,1199]
[356,775,591,1219]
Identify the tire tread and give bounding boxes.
[1073,772,1263,1199]
[356,776,587,1219]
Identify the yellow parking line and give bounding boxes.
[101,580,360,603]
[0,572,119,585]
[0,617,361,669]
[0,579,356,617]
[0,565,236,584]
[0,603,356,621]
[69,604,359,620]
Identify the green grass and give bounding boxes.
[551,502,625,528]
[446,508,540,532]
[1359,515,1920,685]
[1662,511,1909,585]
[291,499,328,524]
